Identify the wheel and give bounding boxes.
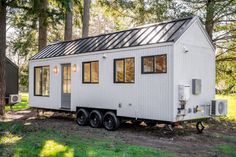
[196,121,205,134]
[76,108,89,126]
[103,111,120,131]
[89,110,103,128]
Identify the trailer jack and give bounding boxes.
[196,121,205,133]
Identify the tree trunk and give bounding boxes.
[0,1,6,116]
[82,0,91,38]
[38,0,48,52]
[64,0,73,41]
[205,0,215,40]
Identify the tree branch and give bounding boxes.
[216,57,236,62]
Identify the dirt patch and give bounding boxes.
[1,109,236,157]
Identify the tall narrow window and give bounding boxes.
[63,65,71,93]
[82,61,99,83]
[35,67,42,95]
[34,66,50,96]
[114,57,135,83]
[142,54,167,74]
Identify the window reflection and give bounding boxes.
[63,65,71,93]
[115,58,135,83]
[83,61,99,83]
[142,54,167,73]
[34,66,50,96]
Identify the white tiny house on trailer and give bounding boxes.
[29,16,227,131]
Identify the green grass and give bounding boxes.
[216,144,236,157]
[0,122,176,157]
[5,93,29,111]
[216,94,236,121]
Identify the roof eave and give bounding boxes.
[29,41,174,62]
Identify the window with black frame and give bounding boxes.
[142,54,167,74]
[34,66,50,96]
[114,58,135,83]
[82,61,99,83]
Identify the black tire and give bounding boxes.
[103,112,120,131]
[76,108,89,126]
[89,110,103,128]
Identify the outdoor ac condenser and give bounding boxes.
[9,94,21,104]
[211,100,227,116]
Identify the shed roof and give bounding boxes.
[5,57,19,69]
[31,16,196,60]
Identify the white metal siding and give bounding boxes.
[173,20,215,121]
[29,43,174,122]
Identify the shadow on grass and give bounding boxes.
[0,119,176,157]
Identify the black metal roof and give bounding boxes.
[5,57,19,69]
[31,16,196,60]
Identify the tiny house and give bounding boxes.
[29,16,227,131]
[5,57,20,104]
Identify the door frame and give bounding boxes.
[61,63,71,109]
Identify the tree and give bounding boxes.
[64,0,73,40]
[99,0,170,25]
[82,0,91,37]
[0,0,7,116]
[37,0,48,51]
[205,0,215,39]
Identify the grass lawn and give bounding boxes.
[0,122,176,157]
[216,144,236,157]
[5,93,29,111]
[0,94,235,157]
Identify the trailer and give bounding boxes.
[29,16,227,132]
[5,57,21,105]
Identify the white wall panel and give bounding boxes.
[29,43,174,122]
[173,20,215,121]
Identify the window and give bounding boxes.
[142,54,167,74]
[114,58,135,83]
[82,61,99,83]
[63,65,71,93]
[34,66,50,96]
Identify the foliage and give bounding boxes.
[99,0,171,25]
[0,121,176,157]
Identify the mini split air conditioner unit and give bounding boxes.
[211,100,227,116]
[9,94,21,104]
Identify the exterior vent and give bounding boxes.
[9,94,21,104]
[211,100,227,116]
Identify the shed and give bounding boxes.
[5,57,19,96]
[4,57,19,104]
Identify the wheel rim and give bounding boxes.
[77,111,86,125]
[90,114,100,127]
[104,115,115,130]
